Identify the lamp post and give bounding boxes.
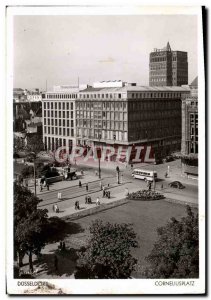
[116,166,120,184]
[30,152,37,196]
[97,134,102,179]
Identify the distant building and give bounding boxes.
[149,42,188,86]
[181,76,198,178]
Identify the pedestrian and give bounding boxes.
[102,186,105,197]
[148,182,152,191]
[40,184,43,192]
[54,255,58,271]
[77,201,80,210]
[79,180,82,187]
[52,204,55,212]
[161,184,163,189]
[46,183,49,191]
[75,201,78,210]
[55,204,59,213]
[165,172,168,178]
[62,241,66,251]
[59,241,62,251]
[107,183,110,188]
[85,196,88,204]
[86,183,88,191]
[96,197,100,206]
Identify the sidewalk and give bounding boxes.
[29,170,114,196]
[48,183,140,220]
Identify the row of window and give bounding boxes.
[128,101,180,110]
[43,102,74,110]
[44,126,74,136]
[44,118,74,127]
[45,94,77,99]
[76,120,128,131]
[44,110,74,118]
[76,129,128,142]
[76,111,128,120]
[44,136,73,149]
[78,93,122,99]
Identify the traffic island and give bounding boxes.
[127,190,165,201]
[61,198,128,221]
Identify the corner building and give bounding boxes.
[75,84,190,161]
[181,77,198,177]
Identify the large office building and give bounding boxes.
[149,42,188,87]
[75,82,190,161]
[42,89,77,152]
[181,77,198,177]
[42,81,190,162]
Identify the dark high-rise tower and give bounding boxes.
[149,42,188,86]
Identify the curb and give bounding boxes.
[59,198,129,221]
[30,175,116,195]
[163,197,198,208]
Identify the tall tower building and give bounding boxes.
[149,42,188,86]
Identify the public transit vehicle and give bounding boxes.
[132,169,157,182]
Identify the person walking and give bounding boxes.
[40,184,43,192]
[46,183,49,191]
[96,197,100,206]
[79,180,82,188]
[75,201,78,210]
[54,255,58,272]
[102,186,105,197]
[86,183,88,191]
[85,196,88,204]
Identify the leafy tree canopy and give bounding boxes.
[75,220,138,279]
[144,206,199,279]
[14,183,48,271]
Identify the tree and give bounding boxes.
[25,135,45,195]
[14,183,48,272]
[75,220,138,279]
[26,135,45,155]
[144,206,199,279]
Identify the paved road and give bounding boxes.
[38,176,132,210]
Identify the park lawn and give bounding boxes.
[72,199,198,278]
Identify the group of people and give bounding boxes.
[39,178,49,192]
[58,241,66,252]
[102,185,111,198]
[78,181,89,191]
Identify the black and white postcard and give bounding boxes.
[5,4,205,295]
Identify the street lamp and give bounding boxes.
[29,152,37,196]
[116,166,120,184]
[97,134,102,179]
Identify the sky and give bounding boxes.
[13,15,198,91]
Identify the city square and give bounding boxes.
[9,8,204,295]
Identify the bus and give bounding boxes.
[132,169,157,182]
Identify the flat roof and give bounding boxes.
[79,86,190,93]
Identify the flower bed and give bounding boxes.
[127,189,165,201]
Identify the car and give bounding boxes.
[168,181,185,189]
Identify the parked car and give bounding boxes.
[168,181,185,189]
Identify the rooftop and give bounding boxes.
[79,85,190,93]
